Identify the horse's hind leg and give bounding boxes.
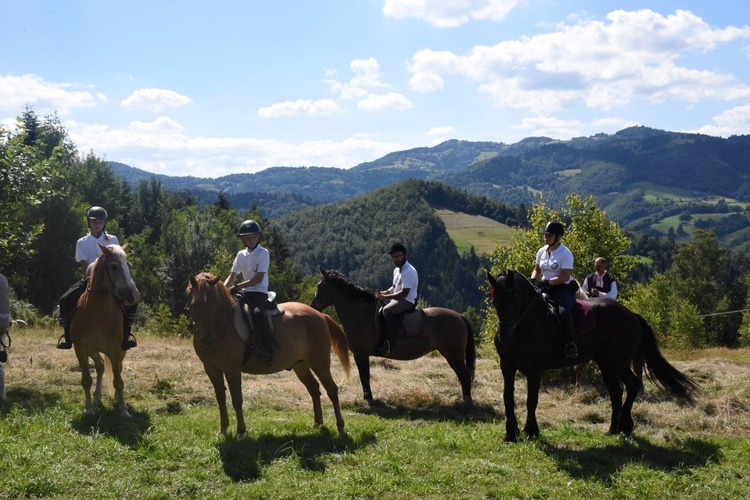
[293,363,324,426]
[599,366,624,434]
[76,350,96,415]
[91,353,105,409]
[310,363,346,437]
[617,368,642,435]
[442,350,473,403]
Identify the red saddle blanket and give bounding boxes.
[572,299,596,333]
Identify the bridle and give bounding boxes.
[492,272,538,333]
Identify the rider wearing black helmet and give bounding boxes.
[374,242,419,354]
[57,206,138,350]
[530,221,578,358]
[224,220,274,363]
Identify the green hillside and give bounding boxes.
[436,209,514,254]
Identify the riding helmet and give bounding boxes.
[238,220,262,236]
[543,221,565,236]
[389,242,407,255]
[87,206,108,220]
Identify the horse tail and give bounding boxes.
[104,355,113,395]
[637,314,699,405]
[461,315,476,382]
[325,314,351,383]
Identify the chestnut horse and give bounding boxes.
[187,272,350,436]
[311,268,475,403]
[70,243,139,416]
[487,269,699,442]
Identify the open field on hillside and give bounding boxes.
[637,181,746,208]
[1,326,749,498]
[436,209,515,254]
[651,213,743,236]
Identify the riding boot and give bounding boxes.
[57,324,73,350]
[562,312,578,358]
[375,313,390,353]
[122,306,138,350]
[383,314,399,353]
[253,311,273,363]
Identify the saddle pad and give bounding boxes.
[398,310,423,337]
[573,299,596,333]
[232,301,285,343]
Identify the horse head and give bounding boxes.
[310,267,334,311]
[487,269,538,346]
[187,272,232,347]
[95,243,139,305]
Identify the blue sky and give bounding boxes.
[2,1,749,178]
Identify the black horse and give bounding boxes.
[487,269,699,442]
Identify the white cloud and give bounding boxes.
[427,126,458,136]
[383,0,519,28]
[65,117,403,177]
[513,116,583,139]
[694,104,750,137]
[0,74,97,113]
[327,57,388,100]
[407,9,750,111]
[358,92,412,112]
[257,99,344,118]
[120,88,193,113]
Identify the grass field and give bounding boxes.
[436,209,515,254]
[1,326,749,498]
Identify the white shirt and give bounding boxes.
[230,245,270,293]
[393,261,418,304]
[536,244,574,283]
[75,232,119,273]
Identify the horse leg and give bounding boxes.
[309,363,346,437]
[354,353,373,401]
[442,350,473,403]
[502,366,520,442]
[292,363,324,428]
[204,366,231,435]
[224,371,246,436]
[91,353,105,409]
[617,369,642,436]
[76,350,95,416]
[524,372,541,438]
[599,367,624,435]
[110,354,131,417]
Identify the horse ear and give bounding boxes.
[121,243,129,251]
[188,273,197,287]
[485,267,494,284]
[209,275,221,286]
[97,242,111,254]
[319,266,328,279]
[506,269,514,285]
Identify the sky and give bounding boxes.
[2,1,750,178]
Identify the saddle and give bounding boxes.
[232,291,285,343]
[543,296,596,334]
[379,307,424,337]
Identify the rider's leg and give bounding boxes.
[122,304,138,350]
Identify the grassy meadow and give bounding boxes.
[1,326,749,498]
[436,209,515,254]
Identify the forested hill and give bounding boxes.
[276,180,519,313]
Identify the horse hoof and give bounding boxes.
[338,428,347,437]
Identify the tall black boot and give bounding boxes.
[57,324,73,349]
[562,312,578,358]
[375,313,391,353]
[122,306,138,350]
[253,310,273,363]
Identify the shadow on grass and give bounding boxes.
[71,407,152,449]
[216,428,376,482]
[0,387,63,414]
[539,436,722,482]
[354,399,501,423]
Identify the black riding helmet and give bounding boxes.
[543,221,565,236]
[238,220,262,236]
[87,206,108,220]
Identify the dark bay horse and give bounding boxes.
[487,269,699,442]
[70,243,139,416]
[311,268,475,402]
[187,272,350,436]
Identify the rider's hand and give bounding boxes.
[229,285,240,295]
[539,279,551,292]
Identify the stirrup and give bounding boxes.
[121,334,138,351]
[564,342,578,358]
[379,339,391,354]
[57,334,73,350]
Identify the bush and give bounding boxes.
[139,302,193,338]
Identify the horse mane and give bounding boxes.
[193,272,236,306]
[323,269,377,302]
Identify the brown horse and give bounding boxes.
[70,243,139,416]
[311,268,475,403]
[187,272,350,436]
[487,269,699,442]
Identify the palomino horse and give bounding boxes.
[187,272,350,436]
[70,243,139,416]
[487,269,699,442]
[311,268,475,403]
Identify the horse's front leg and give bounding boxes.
[225,371,246,436]
[92,354,105,409]
[76,350,95,415]
[110,354,131,417]
[524,372,541,438]
[501,365,519,442]
[354,353,373,401]
[204,366,230,435]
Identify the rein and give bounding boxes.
[493,273,539,332]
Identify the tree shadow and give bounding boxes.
[538,435,722,483]
[71,407,152,449]
[0,387,63,415]
[354,399,501,423]
[216,428,375,482]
